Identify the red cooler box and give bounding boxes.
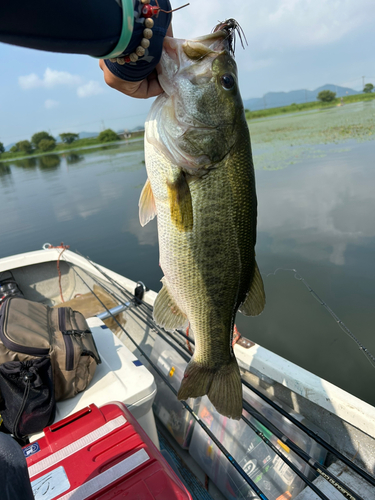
[24,402,193,500]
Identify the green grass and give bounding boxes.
[245,92,375,120]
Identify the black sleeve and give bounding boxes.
[0,0,172,81]
[0,0,122,58]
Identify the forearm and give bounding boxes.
[0,0,171,76]
[0,0,123,57]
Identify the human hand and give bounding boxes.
[99,61,163,99]
[99,24,173,99]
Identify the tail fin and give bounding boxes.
[177,357,243,420]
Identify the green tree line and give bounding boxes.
[0,129,120,158]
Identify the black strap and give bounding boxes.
[12,372,34,440]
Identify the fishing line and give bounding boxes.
[66,251,374,487]
[267,268,375,370]
[67,264,270,500]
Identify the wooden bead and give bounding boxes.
[135,46,146,57]
[141,38,150,49]
[116,57,126,65]
[109,58,117,62]
[129,52,139,62]
[141,0,150,3]
[144,18,154,28]
[143,28,153,39]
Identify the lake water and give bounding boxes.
[1,101,374,406]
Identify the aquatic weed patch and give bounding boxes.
[323,123,375,142]
[249,101,375,170]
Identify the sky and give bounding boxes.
[1,0,374,146]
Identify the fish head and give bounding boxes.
[146,27,246,173]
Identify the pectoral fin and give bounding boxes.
[167,172,193,232]
[139,178,157,227]
[153,277,188,330]
[239,261,266,316]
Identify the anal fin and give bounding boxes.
[153,277,187,330]
[139,178,157,227]
[239,261,266,316]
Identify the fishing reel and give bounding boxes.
[0,272,24,306]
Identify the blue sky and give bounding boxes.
[1,0,374,146]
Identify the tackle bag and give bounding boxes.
[0,296,101,402]
[0,356,55,441]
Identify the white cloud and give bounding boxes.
[173,0,375,50]
[77,81,105,98]
[44,99,59,109]
[19,68,82,90]
[18,73,41,90]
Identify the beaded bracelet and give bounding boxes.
[111,0,188,65]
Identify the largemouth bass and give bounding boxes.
[140,21,265,420]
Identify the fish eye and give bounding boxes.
[220,73,235,90]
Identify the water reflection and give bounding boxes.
[38,154,61,170]
[12,157,38,169]
[256,142,375,268]
[66,153,84,165]
[0,163,11,177]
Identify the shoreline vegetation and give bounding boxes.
[244,92,375,120]
[1,93,374,163]
[0,130,144,163]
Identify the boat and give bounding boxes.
[0,244,374,500]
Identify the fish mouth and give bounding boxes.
[159,30,227,96]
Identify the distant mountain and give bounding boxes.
[243,84,360,111]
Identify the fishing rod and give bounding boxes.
[242,400,364,500]
[74,251,195,357]
[67,265,271,500]
[72,265,192,364]
[241,378,375,488]
[141,318,365,499]
[65,263,351,499]
[75,250,154,312]
[69,251,375,487]
[72,265,350,500]
[240,414,330,500]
